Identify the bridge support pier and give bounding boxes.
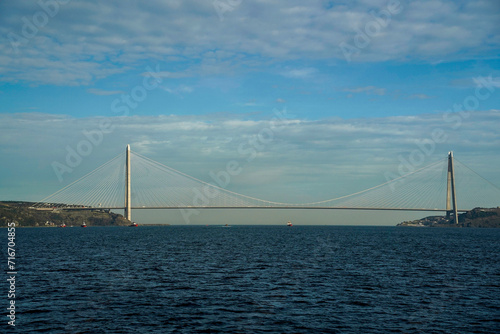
[125,144,131,221]
[446,151,458,224]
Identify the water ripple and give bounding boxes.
[13,226,500,333]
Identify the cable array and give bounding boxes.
[34,150,500,211]
[452,159,500,209]
[129,151,289,208]
[35,153,125,208]
[300,159,449,209]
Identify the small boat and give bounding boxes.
[59,223,66,228]
[287,221,293,227]
[129,222,138,227]
[81,222,87,227]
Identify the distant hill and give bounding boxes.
[0,201,130,227]
[398,207,500,228]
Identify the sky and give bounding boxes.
[0,0,499,225]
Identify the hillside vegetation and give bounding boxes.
[398,207,500,228]
[0,201,130,227]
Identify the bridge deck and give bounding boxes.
[50,206,468,212]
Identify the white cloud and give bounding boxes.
[237,99,259,107]
[153,71,194,79]
[162,85,194,95]
[87,88,124,96]
[343,86,386,96]
[281,68,318,78]
[407,94,432,100]
[1,0,498,85]
[1,110,499,203]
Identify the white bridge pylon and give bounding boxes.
[36,145,500,223]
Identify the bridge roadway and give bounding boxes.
[54,206,468,212]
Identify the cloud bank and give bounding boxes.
[1,0,499,86]
[1,110,499,204]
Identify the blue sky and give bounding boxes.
[0,0,499,224]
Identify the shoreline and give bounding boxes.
[397,207,500,228]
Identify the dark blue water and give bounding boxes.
[5,226,500,333]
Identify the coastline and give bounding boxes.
[0,201,130,228]
[398,207,500,228]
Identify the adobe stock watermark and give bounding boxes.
[6,221,17,327]
[339,0,402,62]
[51,65,163,182]
[213,0,242,21]
[384,74,500,190]
[180,108,294,223]
[6,0,71,54]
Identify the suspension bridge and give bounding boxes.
[34,145,500,224]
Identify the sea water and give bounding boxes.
[7,226,500,333]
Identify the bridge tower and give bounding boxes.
[446,151,459,224]
[125,144,131,221]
